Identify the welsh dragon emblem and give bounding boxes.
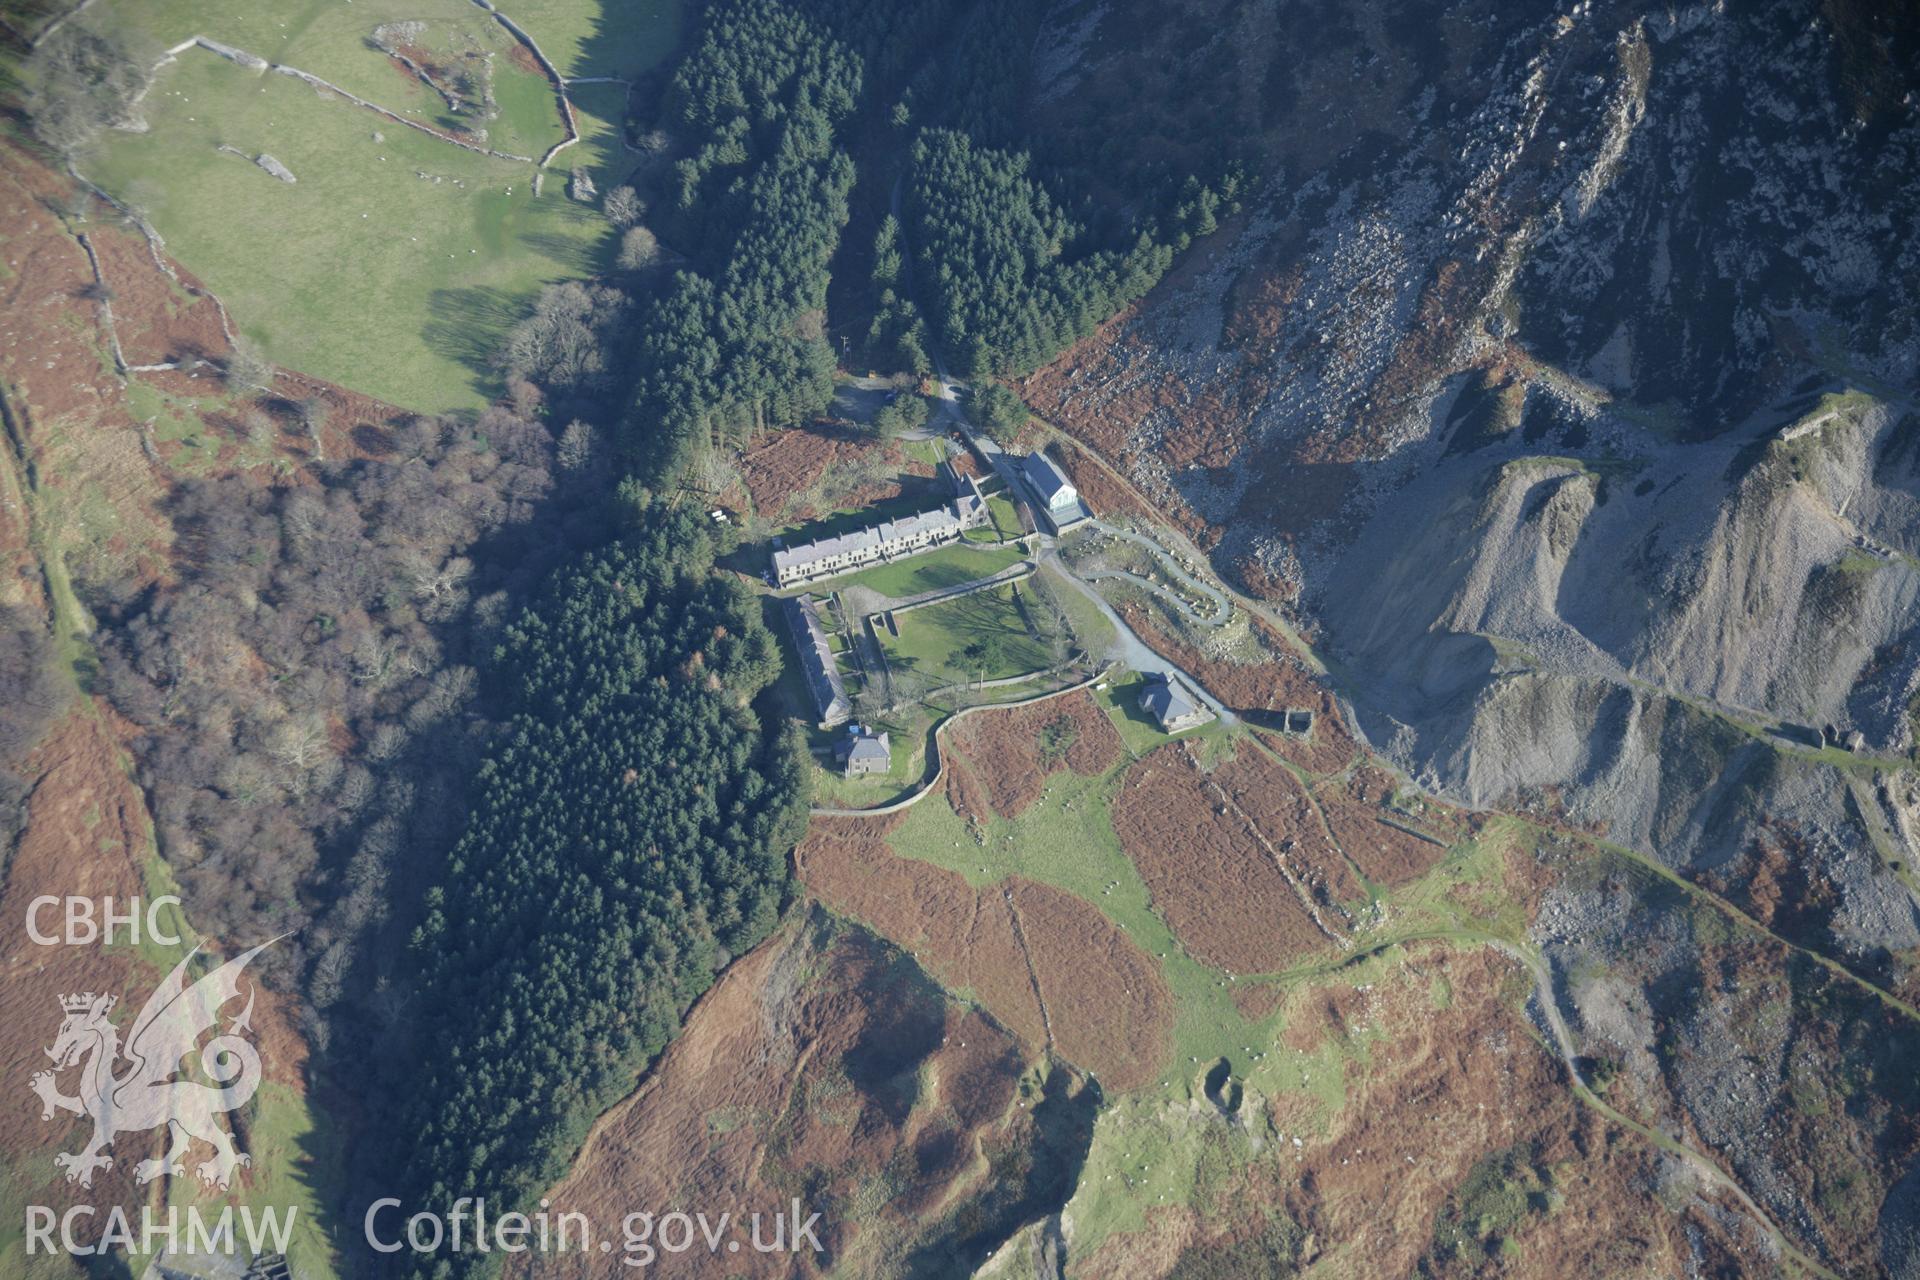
[30,940,276,1190]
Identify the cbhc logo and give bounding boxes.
[26,897,184,946]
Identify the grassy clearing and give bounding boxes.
[78,0,675,412]
[488,52,568,159]
[88,53,613,411]
[962,492,1024,543]
[826,541,1027,599]
[566,77,638,178]
[490,0,681,79]
[1038,563,1116,656]
[886,769,1263,1077]
[101,0,570,161]
[883,583,1049,685]
[124,377,293,476]
[808,706,937,809]
[1342,815,1534,946]
[1094,674,1226,756]
[904,437,946,470]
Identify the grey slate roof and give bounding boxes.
[842,731,890,765]
[771,477,988,584]
[1021,451,1076,508]
[784,597,851,725]
[1140,672,1203,728]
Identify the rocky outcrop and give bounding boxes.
[1311,395,1920,970]
[1023,10,1920,1258]
[1025,0,1920,970]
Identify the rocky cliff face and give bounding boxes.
[1026,0,1920,966]
[1023,1,1920,1270]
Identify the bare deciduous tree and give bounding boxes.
[25,22,156,159]
[241,407,277,447]
[603,185,644,228]
[497,281,631,393]
[617,225,659,272]
[295,396,330,460]
[224,337,277,395]
[267,714,331,773]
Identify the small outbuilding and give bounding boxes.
[1139,672,1213,734]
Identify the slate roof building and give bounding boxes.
[772,476,989,587]
[838,726,891,777]
[1021,450,1078,514]
[1139,671,1212,734]
[784,596,851,727]
[1017,449,1090,533]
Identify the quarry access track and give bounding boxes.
[1499,941,1846,1280]
[1083,519,1232,626]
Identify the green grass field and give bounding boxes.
[495,0,680,79]
[963,493,1024,542]
[874,734,1534,1257]
[809,709,934,808]
[1038,563,1117,655]
[883,584,1050,686]
[79,0,679,412]
[89,55,608,410]
[105,0,569,155]
[827,542,1027,599]
[1092,674,1226,754]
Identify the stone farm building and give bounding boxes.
[783,596,851,727]
[1140,672,1213,734]
[772,476,989,588]
[837,726,891,777]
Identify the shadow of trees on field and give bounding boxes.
[422,284,526,389]
[518,228,607,275]
[906,563,992,593]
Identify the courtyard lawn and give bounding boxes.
[87,54,614,411]
[963,492,1024,543]
[882,584,1051,687]
[831,542,1027,599]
